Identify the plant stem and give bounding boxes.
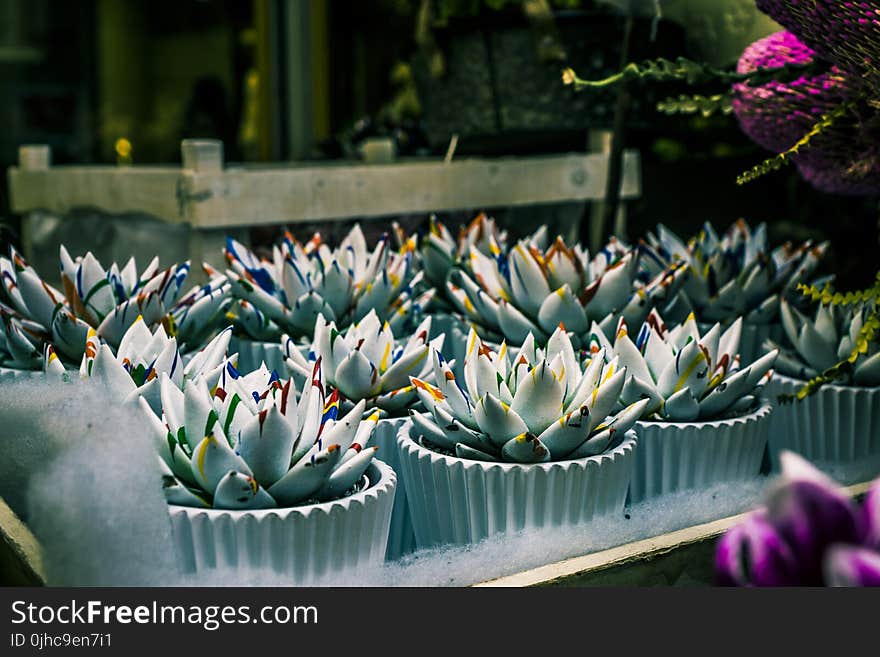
[600,14,634,246]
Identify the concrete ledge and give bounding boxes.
[475,481,874,587]
[0,497,45,586]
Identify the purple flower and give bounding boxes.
[764,452,864,583]
[732,31,839,154]
[715,511,799,586]
[732,30,880,196]
[755,0,880,87]
[716,450,880,586]
[824,545,880,587]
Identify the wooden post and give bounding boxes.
[18,144,51,172]
[16,145,51,260]
[181,139,224,174]
[180,140,235,278]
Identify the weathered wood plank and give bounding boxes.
[8,167,184,224]
[179,152,642,228]
[9,152,640,229]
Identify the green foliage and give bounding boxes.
[796,271,880,307]
[657,93,733,117]
[562,55,853,187]
[563,57,825,90]
[736,102,854,185]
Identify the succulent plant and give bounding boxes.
[167,269,234,352]
[285,309,444,413]
[716,450,880,586]
[403,213,507,289]
[44,316,236,413]
[408,326,649,463]
[223,224,435,341]
[0,245,192,367]
[139,357,383,510]
[444,233,687,347]
[767,297,880,386]
[588,310,778,421]
[645,219,829,325]
[0,303,45,370]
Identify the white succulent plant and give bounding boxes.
[284,309,444,413]
[405,213,512,289]
[445,234,687,346]
[168,269,233,351]
[44,317,236,413]
[767,298,880,386]
[0,245,191,367]
[645,220,829,325]
[0,302,46,369]
[408,326,649,463]
[589,310,778,422]
[139,358,383,509]
[223,225,434,340]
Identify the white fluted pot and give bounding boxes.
[0,367,46,382]
[374,417,416,561]
[229,335,287,374]
[168,460,396,584]
[630,401,773,504]
[397,423,638,550]
[764,373,880,470]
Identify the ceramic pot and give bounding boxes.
[629,401,773,503]
[168,460,396,583]
[229,335,287,375]
[374,417,417,561]
[764,373,880,469]
[397,421,637,550]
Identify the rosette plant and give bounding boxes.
[0,302,45,370]
[445,234,687,346]
[769,294,880,390]
[645,219,829,326]
[223,224,434,340]
[408,326,649,462]
[406,212,511,290]
[285,309,445,413]
[589,310,778,421]
[716,451,880,586]
[44,316,236,413]
[398,212,552,290]
[139,358,382,510]
[167,269,234,352]
[0,245,191,367]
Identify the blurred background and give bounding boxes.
[1,0,877,288]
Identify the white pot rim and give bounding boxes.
[168,459,396,519]
[398,421,638,473]
[772,371,880,393]
[0,366,44,374]
[637,399,773,430]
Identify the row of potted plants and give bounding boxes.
[1,215,877,583]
